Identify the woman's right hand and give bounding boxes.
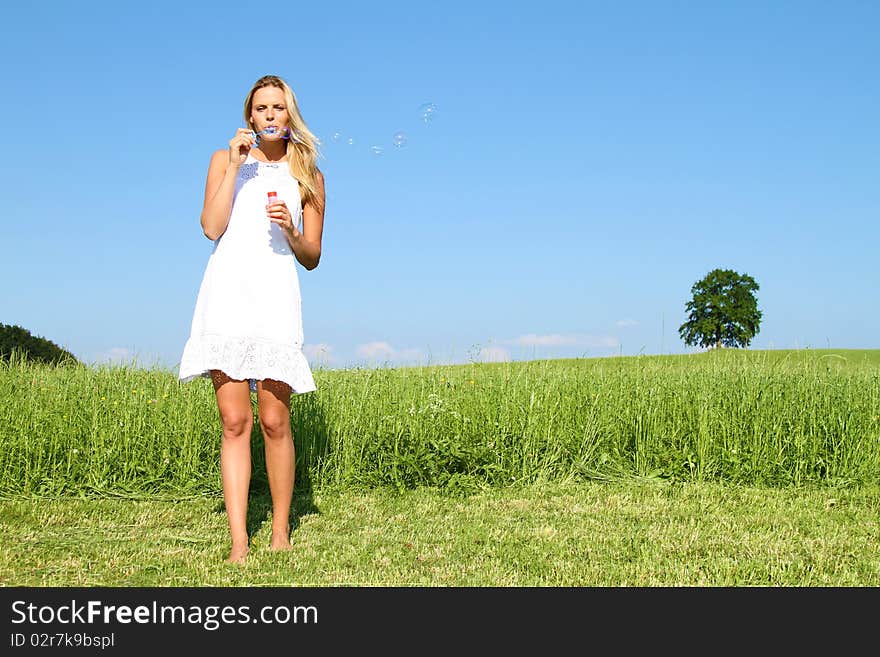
[228,128,256,168]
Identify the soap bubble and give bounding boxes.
[314,99,440,161]
[419,102,437,124]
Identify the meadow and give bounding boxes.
[0,348,878,585]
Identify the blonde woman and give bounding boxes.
[178,74,325,563]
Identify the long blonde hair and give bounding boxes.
[243,75,324,210]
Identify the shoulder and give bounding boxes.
[206,149,229,175]
[313,168,326,201]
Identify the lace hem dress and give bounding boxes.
[177,152,317,394]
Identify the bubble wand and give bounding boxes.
[251,125,301,147]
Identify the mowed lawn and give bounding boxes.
[1,480,878,586]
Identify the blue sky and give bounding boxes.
[1,1,877,372]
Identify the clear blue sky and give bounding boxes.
[1,1,877,372]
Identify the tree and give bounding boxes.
[0,323,79,365]
[679,269,762,349]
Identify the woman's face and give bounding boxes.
[250,86,289,137]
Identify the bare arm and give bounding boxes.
[289,170,326,270]
[200,128,255,240]
[200,149,241,241]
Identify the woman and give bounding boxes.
[178,74,325,563]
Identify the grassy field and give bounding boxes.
[0,348,878,585]
[2,481,878,586]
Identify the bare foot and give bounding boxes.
[226,543,249,564]
[270,526,291,551]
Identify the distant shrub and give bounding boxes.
[0,323,79,366]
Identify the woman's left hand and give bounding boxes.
[267,200,300,240]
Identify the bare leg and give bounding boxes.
[256,379,294,550]
[211,370,254,563]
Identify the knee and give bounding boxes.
[219,410,253,438]
[258,412,290,439]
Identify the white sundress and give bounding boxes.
[177,151,317,394]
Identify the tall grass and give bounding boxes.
[0,348,877,498]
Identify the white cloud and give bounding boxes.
[616,319,639,328]
[507,333,578,346]
[395,347,428,362]
[477,346,511,362]
[303,343,336,365]
[585,335,621,348]
[356,341,396,360]
[354,341,428,366]
[503,333,620,349]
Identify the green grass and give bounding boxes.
[1,481,877,586]
[1,347,877,586]
[1,348,878,496]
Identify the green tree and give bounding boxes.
[0,323,79,365]
[679,269,762,349]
